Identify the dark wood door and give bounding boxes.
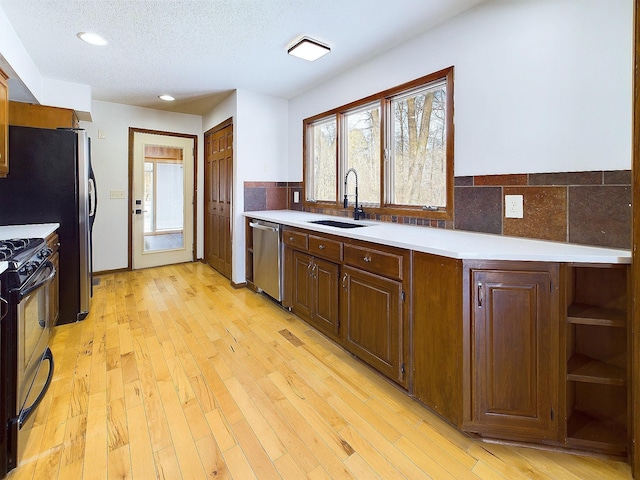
[341,266,403,383]
[471,269,557,441]
[204,122,233,278]
[311,257,340,342]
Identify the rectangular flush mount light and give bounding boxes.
[288,37,330,61]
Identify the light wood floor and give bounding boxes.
[8,262,633,479]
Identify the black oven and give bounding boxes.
[0,238,55,477]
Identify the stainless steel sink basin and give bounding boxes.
[308,219,368,229]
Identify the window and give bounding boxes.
[388,80,447,208]
[344,103,381,205]
[306,117,337,202]
[303,67,454,219]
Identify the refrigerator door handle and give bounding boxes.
[88,177,97,218]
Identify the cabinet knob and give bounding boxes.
[318,244,325,250]
[363,255,372,262]
[289,236,294,242]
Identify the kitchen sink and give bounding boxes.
[308,219,369,229]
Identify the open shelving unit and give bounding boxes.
[564,264,629,456]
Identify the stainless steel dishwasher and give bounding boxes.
[249,219,282,301]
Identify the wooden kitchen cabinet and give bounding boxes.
[284,228,341,342]
[46,232,60,327]
[562,264,630,456]
[291,251,340,341]
[9,101,78,129]
[341,241,409,386]
[0,68,8,178]
[464,262,559,443]
[412,252,464,426]
[341,265,405,385]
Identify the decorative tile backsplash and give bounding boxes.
[244,170,631,249]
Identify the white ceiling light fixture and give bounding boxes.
[159,94,175,102]
[287,37,330,62]
[77,31,108,46]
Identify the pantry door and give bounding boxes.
[130,130,196,269]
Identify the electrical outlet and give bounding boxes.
[293,191,300,203]
[505,194,524,218]
[110,190,125,199]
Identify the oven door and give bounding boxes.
[6,260,56,472]
[16,260,55,416]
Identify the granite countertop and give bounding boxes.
[245,210,631,264]
[0,223,60,275]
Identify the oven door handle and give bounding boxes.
[18,261,56,301]
[19,347,54,428]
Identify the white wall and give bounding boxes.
[203,89,289,284]
[81,100,202,272]
[288,0,633,178]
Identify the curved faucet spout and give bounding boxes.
[344,168,365,220]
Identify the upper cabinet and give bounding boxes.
[0,69,8,178]
[9,101,78,129]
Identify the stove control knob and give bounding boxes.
[38,248,53,259]
[19,263,36,276]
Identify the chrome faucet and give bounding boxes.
[344,168,365,220]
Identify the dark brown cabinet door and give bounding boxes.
[341,266,403,383]
[311,258,340,340]
[471,269,557,441]
[292,251,313,320]
[290,251,340,342]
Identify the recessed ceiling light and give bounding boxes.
[77,31,108,46]
[159,94,175,102]
[288,37,330,62]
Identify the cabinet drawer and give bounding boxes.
[309,235,342,262]
[283,229,308,250]
[344,244,403,280]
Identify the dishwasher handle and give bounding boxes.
[249,221,279,233]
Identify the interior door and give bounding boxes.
[132,131,194,269]
[204,121,233,279]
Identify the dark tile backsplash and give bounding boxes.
[244,170,631,249]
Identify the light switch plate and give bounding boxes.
[505,194,524,218]
[110,190,125,199]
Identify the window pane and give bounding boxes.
[345,104,380,205]
[306,117,337,202]
[391,82,447,207]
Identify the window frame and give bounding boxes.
[303,66,454,220]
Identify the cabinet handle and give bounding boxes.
[318,244,325,250]
[312,263,317,278]
[342,273,348,289]
[307,262,312,276]
[363,254,372,262]
[477,282,483,307]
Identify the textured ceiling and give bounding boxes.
[0,0,485,115]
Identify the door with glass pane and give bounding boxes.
[132,131,195,269]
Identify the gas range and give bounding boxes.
[0,238,51,290]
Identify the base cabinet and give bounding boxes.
[291,250,340,342]
[465,264,559,442]
[412,252,463,426]
[341,265,404,384]
[562,264,630,456]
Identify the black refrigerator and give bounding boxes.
[0,125,96,325]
